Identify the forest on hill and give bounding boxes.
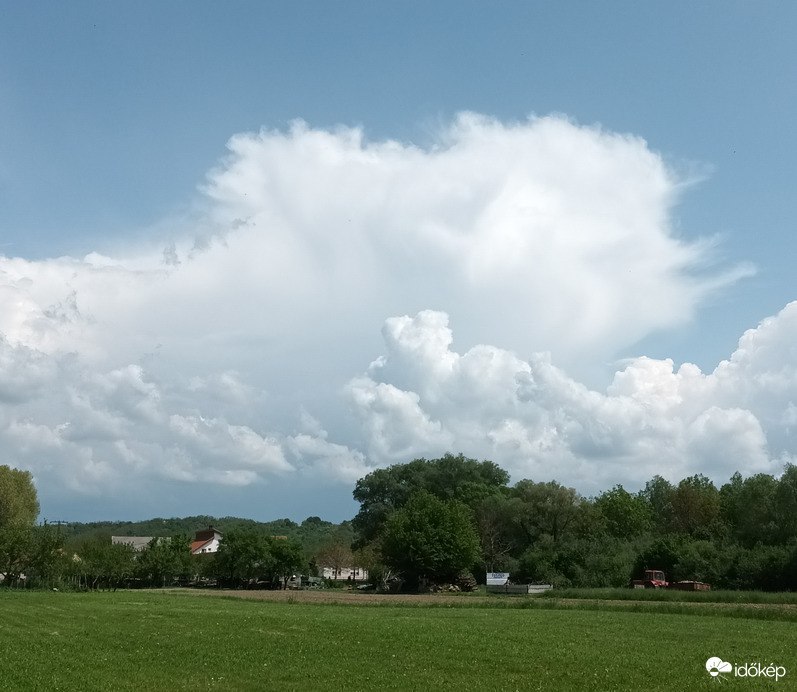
[58,514,355,557]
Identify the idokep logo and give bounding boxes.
[706,657,787,682]
[706,657,732,681]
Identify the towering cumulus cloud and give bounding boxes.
[348,307,795,494]
[0,113,775,516]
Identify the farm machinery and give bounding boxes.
[632,569,711,591]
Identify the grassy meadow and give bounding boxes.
[1,589,795,691]
[537,586,797,605]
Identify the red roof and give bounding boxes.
[191,539,213,553]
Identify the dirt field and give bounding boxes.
[169,587,492,606]
[166,588,797,611]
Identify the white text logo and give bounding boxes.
[706,657,786,682]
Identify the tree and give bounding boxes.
[509,480,582,545]
[213,530,273,586]
[352,453,509,543]
[775,465,797,543]
[0,466,40,586]
[27,522,69,588]
[70,534,136,590]
[670,474,720,537]
[315,539,354,579]
[380,490,480,587]
[0,465,39,529]
[474,494,515,572]
[136,534,194,588]
[0,524,33,586]
[594,485,652,538]
[721,472,779,547]
[270,539,306,589]
[640,475,675,532]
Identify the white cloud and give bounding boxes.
[0,113,769,517]
[348,307,793,494]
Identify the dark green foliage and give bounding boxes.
[0,524,34,586]
[721,472,780,546]
[9,451,797,594]
[640,474,675,531]
[594,485,652,538]
[352,453,509,543]
[59,514,301,542]
[270,538,307,587]
[208,530,306,588]
[634,535,689,578]
[474,493,516,571]
[775,465,797,540]
[669,474,721,537]
[136,534,195,587]
[213,529,274,584]
[26,522,70,587]
[508,479,582,544]
[349,454,797,592]
[380,491,480,586]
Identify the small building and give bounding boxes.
[320,566,368,582]
[111,536,154,551]
[191,526,223,555]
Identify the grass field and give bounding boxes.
[1,590,794,691]
[537,586,797,605]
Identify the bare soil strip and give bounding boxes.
[165,588,797,611]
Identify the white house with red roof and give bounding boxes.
[191,526,223,555]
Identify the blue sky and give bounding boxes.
[1,2,796,523]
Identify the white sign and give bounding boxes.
[486,572,509,586]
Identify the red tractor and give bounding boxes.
[632,569,668,589]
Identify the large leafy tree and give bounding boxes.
[775,464,797,542]
[594,484,652,538]
[0,465,39,529]
[0,466,41,585]
[69,534,136,590]
[380,490,480,586]
[140,533,195,586]
[270,539,306,588]
[474,494,516,572]
[213,530,274,584]
[352,453,509,543]
[508,480,582,545]
[640,475,675,532]
[0,525,33,585]
[721,472,779,547]
[669,474,720,537]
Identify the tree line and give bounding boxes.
[3,456,797,591]
[0,465,357,590]
[350,454,797,591]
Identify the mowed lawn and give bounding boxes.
[0,591,794,691]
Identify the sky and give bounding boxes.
[1,2,796,524]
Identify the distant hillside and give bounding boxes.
[57,515,356,555]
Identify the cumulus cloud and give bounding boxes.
[347,307,796,495]
[0,113,769,517]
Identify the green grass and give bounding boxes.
[536,587,797,604]
[1,590,795,691]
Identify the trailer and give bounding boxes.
[632,570,711,590]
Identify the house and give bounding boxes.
[320,566,368,582]
[111,536,154,551]
[191,526,223,555]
